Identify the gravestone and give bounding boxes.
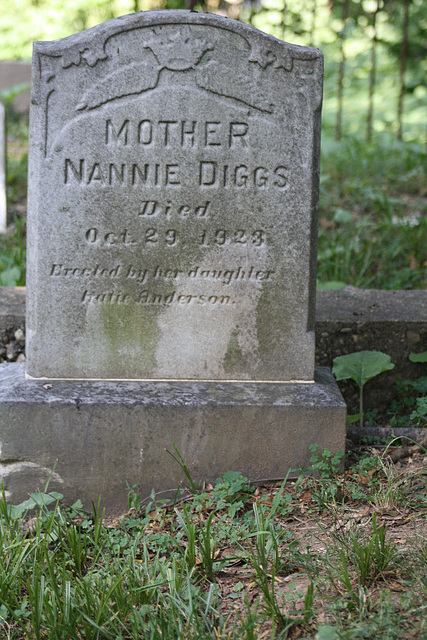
[0,11,346,512]
[0,102,6,233]
[26,12,321,382]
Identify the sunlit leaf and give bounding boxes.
[315,624,340,640]
[332,208,352,223]
[333,351,395,389]
[0,83,30,106]
[347,413,362,424]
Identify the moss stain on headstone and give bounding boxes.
[99,303,160,374]
[223,328,247,375]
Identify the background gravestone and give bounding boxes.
[0,12,346,512]
[26,11,322,381]
[0,102,6,233]
[0,62,31,115]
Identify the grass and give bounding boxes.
[317,135,426,290]
[1,113,426,289]
[2,444,427,639]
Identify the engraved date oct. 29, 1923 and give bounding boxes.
[84,227,267,248]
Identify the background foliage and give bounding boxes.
[1,0,426,145]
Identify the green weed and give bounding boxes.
[387,375,427,429]
[327,515,399,594]
[210,471,255,518]
[411,397,427,427]
[308,445,344,479]
[333,351,395,427]
[409,350,427,364]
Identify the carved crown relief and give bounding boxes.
[71,24,287,115]
[144,25,214,70]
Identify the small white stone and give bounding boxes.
[14,328,25,342]
[6,343,17,360]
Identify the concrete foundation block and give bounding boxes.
[0,364,346,514]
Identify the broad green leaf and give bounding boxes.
[0,266,21,286]
[332,207,352,223]
[0,604,8,625]
[28,491,63,507]
[315,625,340,640]
[412,377,427,393]
[217,470,247,485]
[333,351,394,389]
[346,413,362,424]
[409,350,427,363]
[8,497,37,519]
[8,491,63,518]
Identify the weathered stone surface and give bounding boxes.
[0,363,346,513]
[0,102,6,233]
[0,287,26,365]
[26,11,323,381]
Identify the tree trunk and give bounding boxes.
[336,0,349,141]
[248,0,256,26]
[367,0,380,143]
[310,0,317,46]
[397,0,410,141]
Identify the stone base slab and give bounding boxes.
[0,364,346,514]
